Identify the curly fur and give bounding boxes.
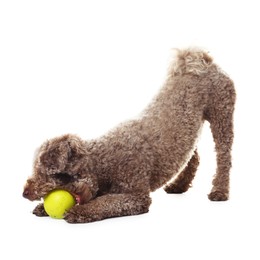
[170,48,213,76]
[23,48,236,223]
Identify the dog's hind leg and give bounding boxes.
[164,149,199,194]
[206,79,236,201]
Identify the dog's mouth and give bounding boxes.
[23,184,82,204]
[27,191,83,205]
[40,190,83,204]
[70,192,81,204]
[23,175,93,205]
[71,184,93,205]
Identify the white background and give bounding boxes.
[1,0,259,259]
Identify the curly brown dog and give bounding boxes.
[23,48,236,223]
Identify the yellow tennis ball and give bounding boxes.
[44,190,76,219]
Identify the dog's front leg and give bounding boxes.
[33,203,48,217]
[64,193,151,223]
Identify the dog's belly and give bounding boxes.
[148,124,203,192]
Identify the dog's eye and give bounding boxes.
[53,173,73,184]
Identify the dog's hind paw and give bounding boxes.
[208,190,229,201]
[164,184,188,194]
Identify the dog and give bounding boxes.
[23,48,236,223]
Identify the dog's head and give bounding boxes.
[23,134,96,204]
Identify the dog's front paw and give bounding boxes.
[64,205,98,224]
[33,203,48,217]
[208,190,229,201]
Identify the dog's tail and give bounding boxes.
[169,48,213,76]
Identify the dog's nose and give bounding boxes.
[23,188,30,198]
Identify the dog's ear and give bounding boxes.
[37,135,70,175]
[67,135,88,175]
[35,134,86,176]
[67,135,86,162]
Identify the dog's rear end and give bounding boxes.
[166,48,236,200]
